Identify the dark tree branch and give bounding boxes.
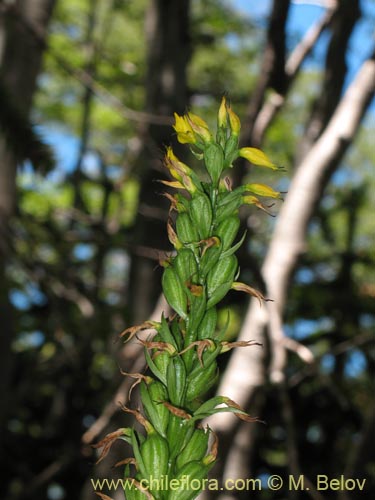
[241,0,291,147]
[297,0,361,160]
[252,2,337,146]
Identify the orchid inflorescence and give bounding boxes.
[94,97,282,500]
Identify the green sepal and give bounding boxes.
[167,355,187,406]
[199,243,222,277]
[144,347,167,385]
[189,147,204,162]
[207,255,238,297]
[175,193,190,212]
[130,429,148,481]
[215,190,242,222]
[212,309,231,342]
[189,192,212,240]
[175,428,210,470]
[188,342,221,380]
[223,134,239,168]
[207,280,234,308]
[220,230,247,259]
[191,395,252,423]
[197,307,217,340]
[168,460,214,500]
[185,361,218,402]
[140,380,169,438]
[187,286,207,337]
[122,465,147,499]
[158,314,178,350]
[170,318,184,351]
[167,415,193,461]
[216,126,227,149]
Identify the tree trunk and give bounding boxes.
[0,0,56,445]
[128,0,191,324]
[241,0,291,148]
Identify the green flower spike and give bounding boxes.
[94,97,281,500]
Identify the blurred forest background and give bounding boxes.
[0,0,374,499]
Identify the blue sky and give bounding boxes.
[233,0,375,95]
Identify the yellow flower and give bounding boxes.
[173,113,196,144]
[238,147,278,170]
[243,183,282,199]
[173,111,212,145]
[165,147,197,193]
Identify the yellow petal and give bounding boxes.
[173,113,196,144]
[244,183,282,199]
[187,112,209,130]
[239,147,277,169]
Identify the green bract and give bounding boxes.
[94,98,281,500]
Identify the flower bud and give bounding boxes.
[227,106,241,136]
[217,96,228,129]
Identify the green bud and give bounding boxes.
[203,142,225,185]
[168,460,214,500]
[176,212,199,244]
[206,254,239,308]
[189,193,212,240]
[162,266,188,319]
[140,432,169,481]
[176,428,210,470]
[215,215,240,251]
[197,307,217,340]
[174,248,198,285]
